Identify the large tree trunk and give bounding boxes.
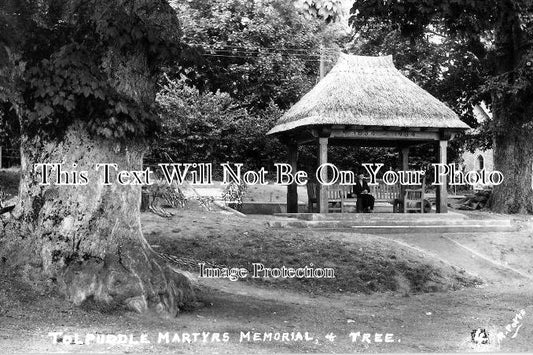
[0,1,196,315]
[0,125,196,315]
[491,124,533,214]
[488,1,533,214]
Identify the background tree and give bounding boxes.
[345,20,482,176]
[151,76,285,172]
[149,0,347,173]
[170,0,345,111]
[0,0,196,314]
[350,0,533,213]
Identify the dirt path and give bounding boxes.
[2,273,531,354]
[195,279,533,353]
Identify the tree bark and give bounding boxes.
[0,124,196,315]
[491,126,533,214]
[488,1,533,214]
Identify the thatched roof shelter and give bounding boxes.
[268,54,469,135]
[270,54,470,214]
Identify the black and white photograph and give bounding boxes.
[0,0,532,353]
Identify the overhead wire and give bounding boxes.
[201,56,328,64]
[197,43,341,54]
[190,43,341,61]
[201,53,337,61]
[198,46,341,62]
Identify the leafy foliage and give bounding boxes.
[348,20,486,160]
[294,0,344,23]
[0,0,182,140]
[149,0,352,173]
[151,77,285,171]
[169,0,345,112]
[350,0,533,137]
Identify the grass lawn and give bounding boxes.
[145,209,481,295]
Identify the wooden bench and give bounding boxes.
[369,180,401,204]
[306,183,358,213]
[402,178,427,213]
[327,185,357,213]
[371,179,428,213]
[307,179,423,213]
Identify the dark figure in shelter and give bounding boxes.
[351,173,375,212]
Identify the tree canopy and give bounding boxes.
[169,0,345,112]
[350,0,533,138]
[147,0,347,170]
[349,0,533,213]
[0,0,182,141]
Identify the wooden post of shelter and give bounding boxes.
[317,137,329,213]
[401,146,409,171]
[287,143,299,213]
[400,146,409,200]
[436,139,448,213]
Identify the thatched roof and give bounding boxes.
[268,54,470,135]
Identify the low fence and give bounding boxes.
[0,147,20,168]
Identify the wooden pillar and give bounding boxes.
[401,147,409,171]
[436,140,448,213]
[287,143,298,213]
[399,146,409,204]
[317,137,329,213]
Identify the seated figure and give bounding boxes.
[349,172,375,213]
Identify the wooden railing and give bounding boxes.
[369,181,401,203]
